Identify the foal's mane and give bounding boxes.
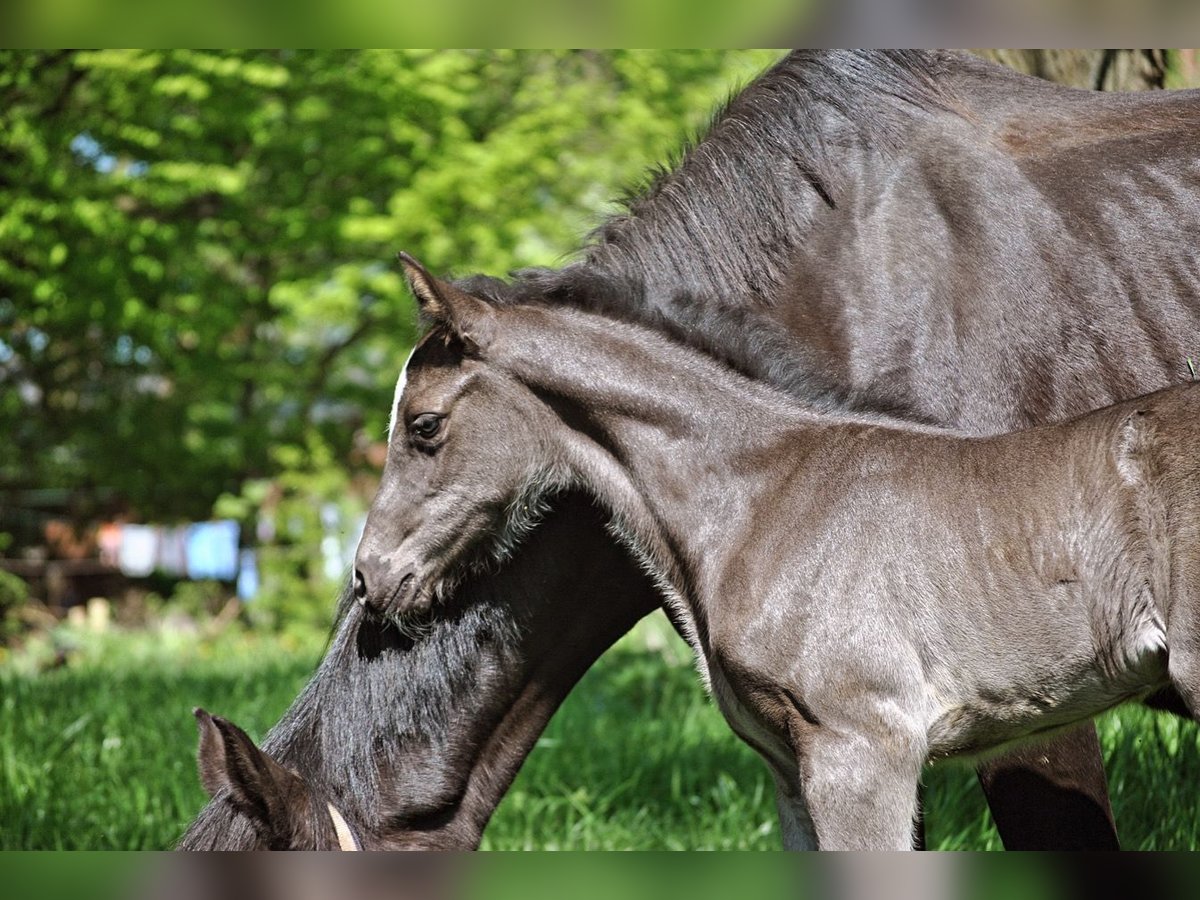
[457,50,966,417]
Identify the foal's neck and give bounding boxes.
[504,307,863,646]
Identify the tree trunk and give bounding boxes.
[974,49,1167,91]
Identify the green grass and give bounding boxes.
[0,627,322,850]
[2,614,1199,849]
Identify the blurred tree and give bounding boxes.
[2,48,1176,535]
[0,51,780,527]
[974,50,1168,91]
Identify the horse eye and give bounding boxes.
[410,413,443,439]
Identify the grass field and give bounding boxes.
[2,613,1199,850]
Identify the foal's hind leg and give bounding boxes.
[1166,550,1200,720]
[797,725,925,850]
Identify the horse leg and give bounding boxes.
[974,726,1118,850]
[771,771,817,850]
[797,726,924,850]
[1165,529,1200,720]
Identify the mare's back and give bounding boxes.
[781,56,1200,435]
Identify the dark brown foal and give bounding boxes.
[360,267,1199,849]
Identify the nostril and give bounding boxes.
[353,569,368,606]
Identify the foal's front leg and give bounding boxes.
[798,726,925,850]
[771,770,818,850]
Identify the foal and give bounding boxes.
[354,257,1200,850]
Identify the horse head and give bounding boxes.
[353,255,571,623]
[193,708,360,851]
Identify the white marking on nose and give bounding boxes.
[387,345,418,442]
[327,802,360,851]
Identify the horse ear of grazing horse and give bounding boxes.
[398,251,495,353]
[193,708,356,851]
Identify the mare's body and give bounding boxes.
[183,50,1200,850]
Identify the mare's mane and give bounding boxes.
[271,585,521,796]
[456,51,967,417]
[587,49,962,286]
[181,582,524,846]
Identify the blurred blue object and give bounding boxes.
[155,526,188,577]
[185,521,240,581]
[236,549,259,600]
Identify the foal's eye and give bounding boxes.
[409,413,443,440]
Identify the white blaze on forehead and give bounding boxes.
[387,345,418,442]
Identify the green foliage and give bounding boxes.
[1,50,782,529]
[0,570,31,643]
[0,570,29,608]
[221,462,357,637]
[163,579,227,620]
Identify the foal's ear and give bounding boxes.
[397,252,494,351]
[194,708,311,846]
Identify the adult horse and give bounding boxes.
[182,50,1200,850]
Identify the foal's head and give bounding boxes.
[353,256,567,620]
[193,708,361,850]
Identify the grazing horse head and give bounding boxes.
[193,708,360,850]
[182,494,659,851]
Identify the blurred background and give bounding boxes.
[2,50,1199,851]
[0,50,786,644]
